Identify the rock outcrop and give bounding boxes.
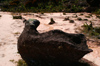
[18,19,93,66]
[48,18,55,25]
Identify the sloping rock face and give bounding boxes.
[18,19,93,66]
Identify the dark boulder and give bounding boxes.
[18,19,93,66]
[48,18,55,25]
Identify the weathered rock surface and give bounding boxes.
[18,19,93,66]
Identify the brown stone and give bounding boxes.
[18,19,93,66]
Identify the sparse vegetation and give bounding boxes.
[83,19,88,21]
[88,14,92,17]
[41,12,44,15]
[63,12,66,15]
[85,16,91,18]
[70,5,83,12]
[72,15,78,18]
[10,59,15,62]
[77,17,82,21]
[1,0,100,14]
[0,0,89,13]
[0,15,2,17]
[82,22,100,39]
[9,0,20,7]
[93,9,100,14]
[1,0,64,12]
[96,15,100,19]
[80,13,84,16]
[69,20,74,23]
[49,18,55,24]
[13,15,22,19]
[17,59,27,66]
[14,32,20,35]
[63,17,69,21]
[50,18,55,22]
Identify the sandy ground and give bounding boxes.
[0,12,100,66]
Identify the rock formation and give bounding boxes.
[49,18,55,25]
[18,19,93,66]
